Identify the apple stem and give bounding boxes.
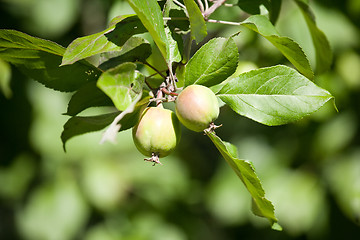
[204,122,223,134]
[144,153,162,166]
[151,82,178,105]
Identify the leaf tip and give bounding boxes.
[61,133,67,153]
[59,60,69,67]
[271,222,283,231]
[331,98,339,113]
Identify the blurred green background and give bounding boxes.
[1,0,360,239]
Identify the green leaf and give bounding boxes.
[206,132,280,229]
[127,0,168,60]
[0,58,12,98]
[65,81,113,116]
[163,1,185,65]
[294,0,332,74]
[217,65,333,126]
[99,93,150,144]
[0,29,101,92]
[242,15,314,79]
[61,15,147,66]
[64,93,150,149]
[163,1,190,32]
[184,0,207,44]
[164,26,182,65]
[61,106,143,151]
[96,62,144,111]
[98,37,152,70]
[62,112,119,151]
[62,89,149,150]
[185,37,239,87]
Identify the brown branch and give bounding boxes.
[144,79,154,90]
[161,87,179,96]
[144,61,167,79]
[203,0,227,19]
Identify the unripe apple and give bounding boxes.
[175,84,219,132]
[132,107,181,162]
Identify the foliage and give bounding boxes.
[2,0,358,239]
[0,0,333,230]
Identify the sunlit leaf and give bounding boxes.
[98,37,152,70]
[61,15,147,66]
[163,1,185,65]
[185,37,239,87]
[294,0,332,74]
[96,62,144,111]
[242,15,314,79]
[165,27,182,65]
[0,29,101,92]
[206,132,280,230]
[127,0,168,60]
[184,0,207,43]
[217,65,333,126]
[163,0,190,32]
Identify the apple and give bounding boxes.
[132,107,181,164]
[175,85,219,132]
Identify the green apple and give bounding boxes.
[132,107,181,163]
[175,85,219,132]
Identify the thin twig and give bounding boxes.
[167,65,177,91]
[163,17,188,21]
[144,61,167,79]
[197,0,205,12]
[203,0,227,19]
[164,16,241,26]
[161,87,179,96]
[144,79,154,90]
[149,97,167,103]
[173,0,186,9]
[147,70,168,79]
[206,18,241,26]
[204,0,209,10]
